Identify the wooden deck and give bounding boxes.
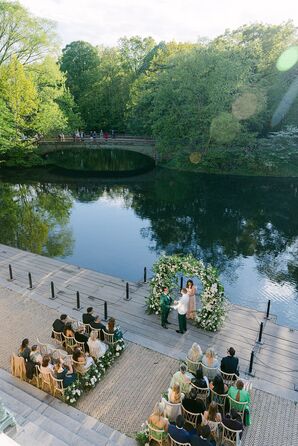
[0,243,297,400]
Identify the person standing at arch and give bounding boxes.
[173,288,189,334]
[186,279,197,319]
[160,287,171,329]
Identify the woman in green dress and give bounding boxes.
[148,402,168,441]
[228,379,251,426]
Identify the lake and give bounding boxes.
[0,165,297,328]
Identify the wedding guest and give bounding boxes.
[202,401,221,437]
[186,279,197,319]
[148,402,168,438]
[221,347,239,376]
[54,358,77,388]
[64,322,75,338]
[228,379,251,426]
[191,367,209,389]
[74,325,90,353]
[18,339,30,361]
[52,314,67,336]
[187,343,202,363]
[106,317,123,340]
[222,409,243,439]
[182,387,205,415]
[168,415,191,444]
[168,383,183,403]
[170,364,191,394]
[72,348,94,370]
[190,425,213,446]
[40,355,54,374]
[82,307,105,331]
[29,345,42,365]
[210,374,228,395]
[88,330,108,359]
[173,288,189,334]
[201,347,219,379]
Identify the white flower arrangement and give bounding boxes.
[146,254,227,331]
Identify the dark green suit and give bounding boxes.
[160,293,171,327]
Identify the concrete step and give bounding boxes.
[0,369,136,446]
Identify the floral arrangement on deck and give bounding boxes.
[135,422,149,446]
[64,340,126,405]
[146,254,227,331]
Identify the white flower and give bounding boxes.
[116,352,120,356]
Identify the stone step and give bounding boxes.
[0,369,136,446]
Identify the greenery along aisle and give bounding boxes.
[146,255,226,331]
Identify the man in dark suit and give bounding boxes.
[52,314,67,337]
[168,415,191,444]
[220,347,239,376]
[182,388,205,415]
[82,307,105,330]
[190,426,213,446]
[222,409,243,439]
[74,325,90,353]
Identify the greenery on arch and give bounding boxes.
[146,254,227,331]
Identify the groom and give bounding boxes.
[160,287,172,329]
[173,288,189,334]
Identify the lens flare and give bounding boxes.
[189,152,201,164]
[276,46,298,72]
[210,112,240,144]
[271,77,298,127]
[232,92,259,120]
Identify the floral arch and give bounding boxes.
[146,254,227,331]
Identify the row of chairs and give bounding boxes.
[186,357,239,386]
[52,326,117,354]
[149,425,241,446]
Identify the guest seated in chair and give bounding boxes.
[82,307,105,331]
[72,348,94,370]
[202,401,221,437]
[29,345,42,365]
[228,379,251,426]
[201,348,219,379]
[52,314,67,337]
[54,358,77,388]
[209,374,228,395]
[222,409,243,439]
[74,325,90,353]
[87,330,108,359]
[40,355,54,374]
[170,364,191,394]
[63,322,75,338]
[187,343,202,363]
[191,367,209,389]
[18,338,31,361]
[182,387,205,415]
[190,425,214,446]
[168,415,191,444]
[148,402,168,439]
[106,317,123,340]
[168,383,184,404]
[221,347,239,377]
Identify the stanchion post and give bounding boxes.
[265,300,271,319]
[257,321,264,344]
[143,267,147,283]
[73,291,82,310]
[104,301,108,320]
[126,282,129,300]
[50,281,56,300]
[28,272,33,289]
[248,350,255,376]
[180,276,183,290]
[8,264,13,281]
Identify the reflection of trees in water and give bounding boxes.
[0,182,74,256]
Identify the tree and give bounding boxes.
[0,0,57,65]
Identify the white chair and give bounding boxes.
[227,396,247,423]
[36,338,49,356]
[168,434,191,446]
[75,340,86,353]
[37,366,52,393]
[52,330,64,346]
[63,335,77,353]
[103,330,116,346]
[220,422,242,446]
[220,370,239,387]
[201,363,219,380]
[161,398,182,422]
[148,424,166,446]
[181,406,201,428]
[10,354,26,380]
[51,375,65,399]
[210,388,228,414]
[185,357,200,375]
[190,382,210,404]
[82,323,92,335]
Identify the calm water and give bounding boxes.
[0,166,297,328]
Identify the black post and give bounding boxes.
[180,276,183,290]
[126,282,129,300]
[50,281,56,300]
[258,321,264,343]
[248,350,254,375]
[76,291,80,310]
[104,301,108,320]
[265,300,271,319]
[143,267,147,283]
[8,264,13,280]
[28,272,33,289]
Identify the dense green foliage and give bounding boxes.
[0,0,298,175]
[0,1,81,165]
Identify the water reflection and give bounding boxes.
[0,168,297,326]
